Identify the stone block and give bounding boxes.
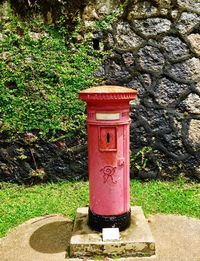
[188,34,200,55]
[184,93,200,114]
[116,22,143,50]
[133,18,171,38]
[161,36,189,61]
[137,46,165,74]
[188,119,200,152]
[177,0,200,14]
[127,1,158,20]
[154,77,189,107]
[70,206,156,258]
[177,12,200,35]
[168,57,200,82]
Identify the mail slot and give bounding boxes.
[79,85,137,231]
[99,126,117,151]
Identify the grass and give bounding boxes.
[0,179,199,238]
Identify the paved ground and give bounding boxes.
[0,213,200,261]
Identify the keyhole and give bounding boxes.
[106,133,110,143]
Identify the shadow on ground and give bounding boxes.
[29,221,72,254]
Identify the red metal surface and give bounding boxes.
[79,86,137,216]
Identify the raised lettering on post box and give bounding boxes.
[79,85,137,232]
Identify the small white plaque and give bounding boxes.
[102,228,120,241]
[96,113,120,121]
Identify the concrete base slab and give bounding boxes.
[1,213,200,260]
[70,207,155,258]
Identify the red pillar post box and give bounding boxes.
[79,86,137,231]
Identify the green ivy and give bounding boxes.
[0,15,105,138]
[130,146,153,173]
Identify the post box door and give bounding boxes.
[99,126,117,152]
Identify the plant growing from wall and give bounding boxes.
[95,0,128,31]
[131,146,153,172]
[130,146,163,179]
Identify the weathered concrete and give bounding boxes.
[70,207,155,258]
[0,215,73,261]
[0,213,200,260]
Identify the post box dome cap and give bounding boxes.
[79,85,137,103]
[80,85,137,94]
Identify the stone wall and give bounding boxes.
[82,0,200,179]
[0,0,200,181]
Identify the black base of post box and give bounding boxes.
[88,208,131,232]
